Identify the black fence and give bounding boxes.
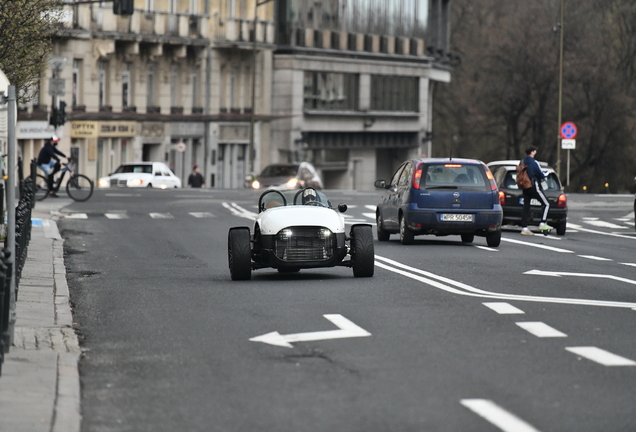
[0,158,37,375]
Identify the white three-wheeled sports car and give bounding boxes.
[228,188,374,280]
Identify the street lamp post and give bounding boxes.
[556,0,564,179]
[248,0,274,180]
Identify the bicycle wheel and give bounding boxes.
[66,174,94,202]
[35,174,50,201]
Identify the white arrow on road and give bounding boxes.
[525,269,636,286]
[249,314,371,348]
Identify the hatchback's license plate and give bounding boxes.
[519,198,542,206]
[441,213,473,222]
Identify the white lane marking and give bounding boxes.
[460,399,541,432]
[582,217,599,220]
[483,302,525,314]
[524,270,636,286]
[249,314,371,348]
[189,212,215,218]
[149,213,174,219]
[364,205,377,211]
[583,220,627,229]
[375,255,636,309]
[65,213,88,219]
[566,347,636,366]
[578,255,612,261]
[567,223,636,240]
[475,246,499,251]
[621,263,636,267]
[516,322,567,338]
[105,213,129,219]
[501,238,574,253]
[222,202,257,220]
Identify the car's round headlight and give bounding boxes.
[286,178,299,189]
[129,178,144,187]
[97,178,109,188]
[251,180,260,189]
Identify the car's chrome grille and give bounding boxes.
[109,179,128,187]
[274,227,334,261]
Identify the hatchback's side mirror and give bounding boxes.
[338,203,347,213]
[374,180,387,189]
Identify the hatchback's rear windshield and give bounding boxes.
[421,163,490,190]
[115,165,152,174]
[260,165,298,177]
[502,171,561,191]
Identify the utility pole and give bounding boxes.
[556,0,564,178]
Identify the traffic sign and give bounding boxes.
[560,122,577,139]
[176,141,186,152]
[561,139,576,149]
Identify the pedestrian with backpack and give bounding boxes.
[520,146,550,235]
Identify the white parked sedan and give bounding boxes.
[97,162,182,189]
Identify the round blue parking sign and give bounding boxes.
[560,122,578,139]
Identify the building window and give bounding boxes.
[219,64,227,111]
[244,65,252,111]
[72,59,82,107]
[230,66,238,111]
[122,62,132,108]
[147,63,156,107]
[303,72,359,111]
[98,60,109,107]
[370,75,419,112]
[170,63,179,107]
[191,66,200,109]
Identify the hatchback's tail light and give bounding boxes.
[484,167,498,191]
[498,190,506,205]
[412,163,424,189]
[557,193,567,208]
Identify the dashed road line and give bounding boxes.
[578,255,612,261]
[460,399,541,432]
[501,238,574,253]
[149,212,174,219]
[189,212,215,218]
[105,213,129,219]
[483,302,525,314]
[566,346,636,366]
[516,322,567,338]
[65,213,88,219]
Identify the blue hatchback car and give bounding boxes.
[374,158,503,246]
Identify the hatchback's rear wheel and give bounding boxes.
[351,225,374,277]
[376,213,390,241]
[486,230,501,247]
[228,228,252,280]
[461,234,474,243]
[399,215,415,245]
[556,221,567,236]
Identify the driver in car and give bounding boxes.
[302,188,319,205]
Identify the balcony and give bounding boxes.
[214,18,275,46]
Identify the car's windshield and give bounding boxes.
[259,165,298,177]
[259,189,331,211]
[421,163,490,190]
[114,164,152,174]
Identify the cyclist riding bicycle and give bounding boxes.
[37,135,67,198]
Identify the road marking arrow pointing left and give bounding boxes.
[249,314,371,348]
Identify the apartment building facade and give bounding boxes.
[16,0,453,190]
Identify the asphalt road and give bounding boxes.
[56,188,636,432]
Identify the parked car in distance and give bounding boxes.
[97,162,182,189]
[489,162,567,235]
[227,187,374,280]
[249,162,323,190]
[374,158,503,246]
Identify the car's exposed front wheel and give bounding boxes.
[486,230,501,247]
[351,225,374,277]
[399,215,415,245]
[228,227,252,280]
[461,234,474,243]
[376,213,390,241]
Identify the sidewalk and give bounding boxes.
[0,199,81,432]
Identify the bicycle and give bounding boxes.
[35,158,94,202]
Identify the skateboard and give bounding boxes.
[540,225,553,236]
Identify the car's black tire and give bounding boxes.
[461,234,474,243]
[351,225,374,277]
[376,213,390,241]
[399,215,415,245]
[228,228,251,280]
[66,174,94,202]
[556,221,567,236]
[486,230,501,247]
[35,174,50,201]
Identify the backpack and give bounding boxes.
[515,162,533,189]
